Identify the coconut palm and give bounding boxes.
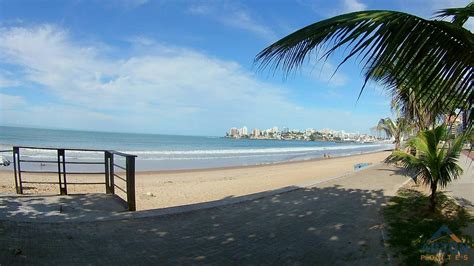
[376,117,411,150]
[385,124,466,211]
[255,4,473,127]
[372,63,438,131]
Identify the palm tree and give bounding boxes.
[255,4,473,127]
[385,125,466,211]
[376,117,411,150]
[372,63,438,131]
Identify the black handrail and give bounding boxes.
[19,160,105,165]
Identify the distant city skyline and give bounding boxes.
[1,1,472,135]
[0,123,383,138]
[226,125,387,142]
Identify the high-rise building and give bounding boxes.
[229,127,239,137]
[252,128,261,137]
[240,126,248,136]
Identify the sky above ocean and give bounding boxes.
[0,0,472,136]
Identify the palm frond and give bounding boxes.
[255,9,474,124]
[376,117,395,137]
[438,132,466,187]
[435,3,474,27]
[385,150,425,182]
[372,62,443,130]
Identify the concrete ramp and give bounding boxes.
[0,193,128,222]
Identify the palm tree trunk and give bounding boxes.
[394,134,400,150]
[430,183,437,212]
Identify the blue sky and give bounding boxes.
[0,0,472,136]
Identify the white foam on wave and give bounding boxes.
[128,144,389,156]
[3,143,393,161]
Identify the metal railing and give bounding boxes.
[9,146,137,211]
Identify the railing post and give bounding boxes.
[125,156,136,211]
[109,153,115,194]
[104,151,115,194]
[105,151,110,193]
[57,149,67,195]
[13,147,22,194]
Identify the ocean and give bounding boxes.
[0,126,393,171]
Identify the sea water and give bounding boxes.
[0,126,393,171]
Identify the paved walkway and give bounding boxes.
[0,164,408,265]
[0,193,128,222]
[446,153,474,264]
[445,153,474,213]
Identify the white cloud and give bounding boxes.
[0,103,120,130]
[0,93,26,109]
[305,61,348,87]
[100,0,149,10]
[223,10,277,40]
[430,0,469,10]
[187,2,276,41]
[187,3,213,15]
[0,24,290,133]
[0,24,383,134]
[299,0,367,17]
[0,70,21,88]
[341,0,367,13]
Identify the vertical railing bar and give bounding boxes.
[13,147,20,194]
[126,156,136,211]
[109,153,115,194]
[17,148,23,194]
[105,152,110,193]
[62,149,67,195]
[57,149,63,194]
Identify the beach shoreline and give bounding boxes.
[127,148,394,174]
[0,150,392,210]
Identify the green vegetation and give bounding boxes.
[386,125,467,211]
[383,188,473,265]
[309,132,324,141]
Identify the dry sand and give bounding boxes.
[0,151,391,210]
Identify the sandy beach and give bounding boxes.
[0,151,391,210]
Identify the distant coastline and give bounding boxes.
[226,126,388,144]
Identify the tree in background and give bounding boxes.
[376,117,411,150]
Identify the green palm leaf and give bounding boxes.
[255,6,473,123]
[435,2,474,26]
